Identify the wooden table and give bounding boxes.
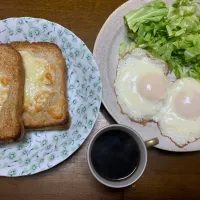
[1,0,200,199]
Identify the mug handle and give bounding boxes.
[145,138,159,148]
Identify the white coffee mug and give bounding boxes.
[87,124,159,188]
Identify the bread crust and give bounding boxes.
[10,41,70,129]
[0,44,25,142]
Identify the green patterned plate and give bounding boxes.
[0,17,102,176]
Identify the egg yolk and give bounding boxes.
[174,91,200,119]
[138,73,167,102]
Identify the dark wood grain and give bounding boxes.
[1,0,200,200]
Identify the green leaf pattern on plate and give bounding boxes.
[0,17,102,177]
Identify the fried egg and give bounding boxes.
[114,48,169,122]
[155,78,200,147]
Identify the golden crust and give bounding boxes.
[0,44,25,142]
[10,41,70,129]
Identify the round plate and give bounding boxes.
[93,0,200,152]
[0,17,102,176]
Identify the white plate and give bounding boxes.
[0,17,102,176]
[93,0,200,152]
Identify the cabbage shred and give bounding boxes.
[124,0,200,79]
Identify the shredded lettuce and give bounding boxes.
[119,42,127,59]
[124,0,200,79]
[119,42,137,58]
[129,42,136,52]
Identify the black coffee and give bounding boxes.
[91,130,140,181]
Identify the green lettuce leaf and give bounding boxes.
[119,42,127,59]
[123,0,200,79]
[124,0,168,32]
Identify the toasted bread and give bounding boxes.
[10,41,69,129]
[0,44,25,142]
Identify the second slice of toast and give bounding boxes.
[0,44,25,142]
[10,41,69,129]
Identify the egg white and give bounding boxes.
[155,78,200,147]
[114,48,169,122]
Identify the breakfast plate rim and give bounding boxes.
[93,0,200,152]
[0,16,102,176]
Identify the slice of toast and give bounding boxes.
[10,41,69,129]
[0,44,25,142]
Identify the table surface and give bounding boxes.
[1,0,200,199]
